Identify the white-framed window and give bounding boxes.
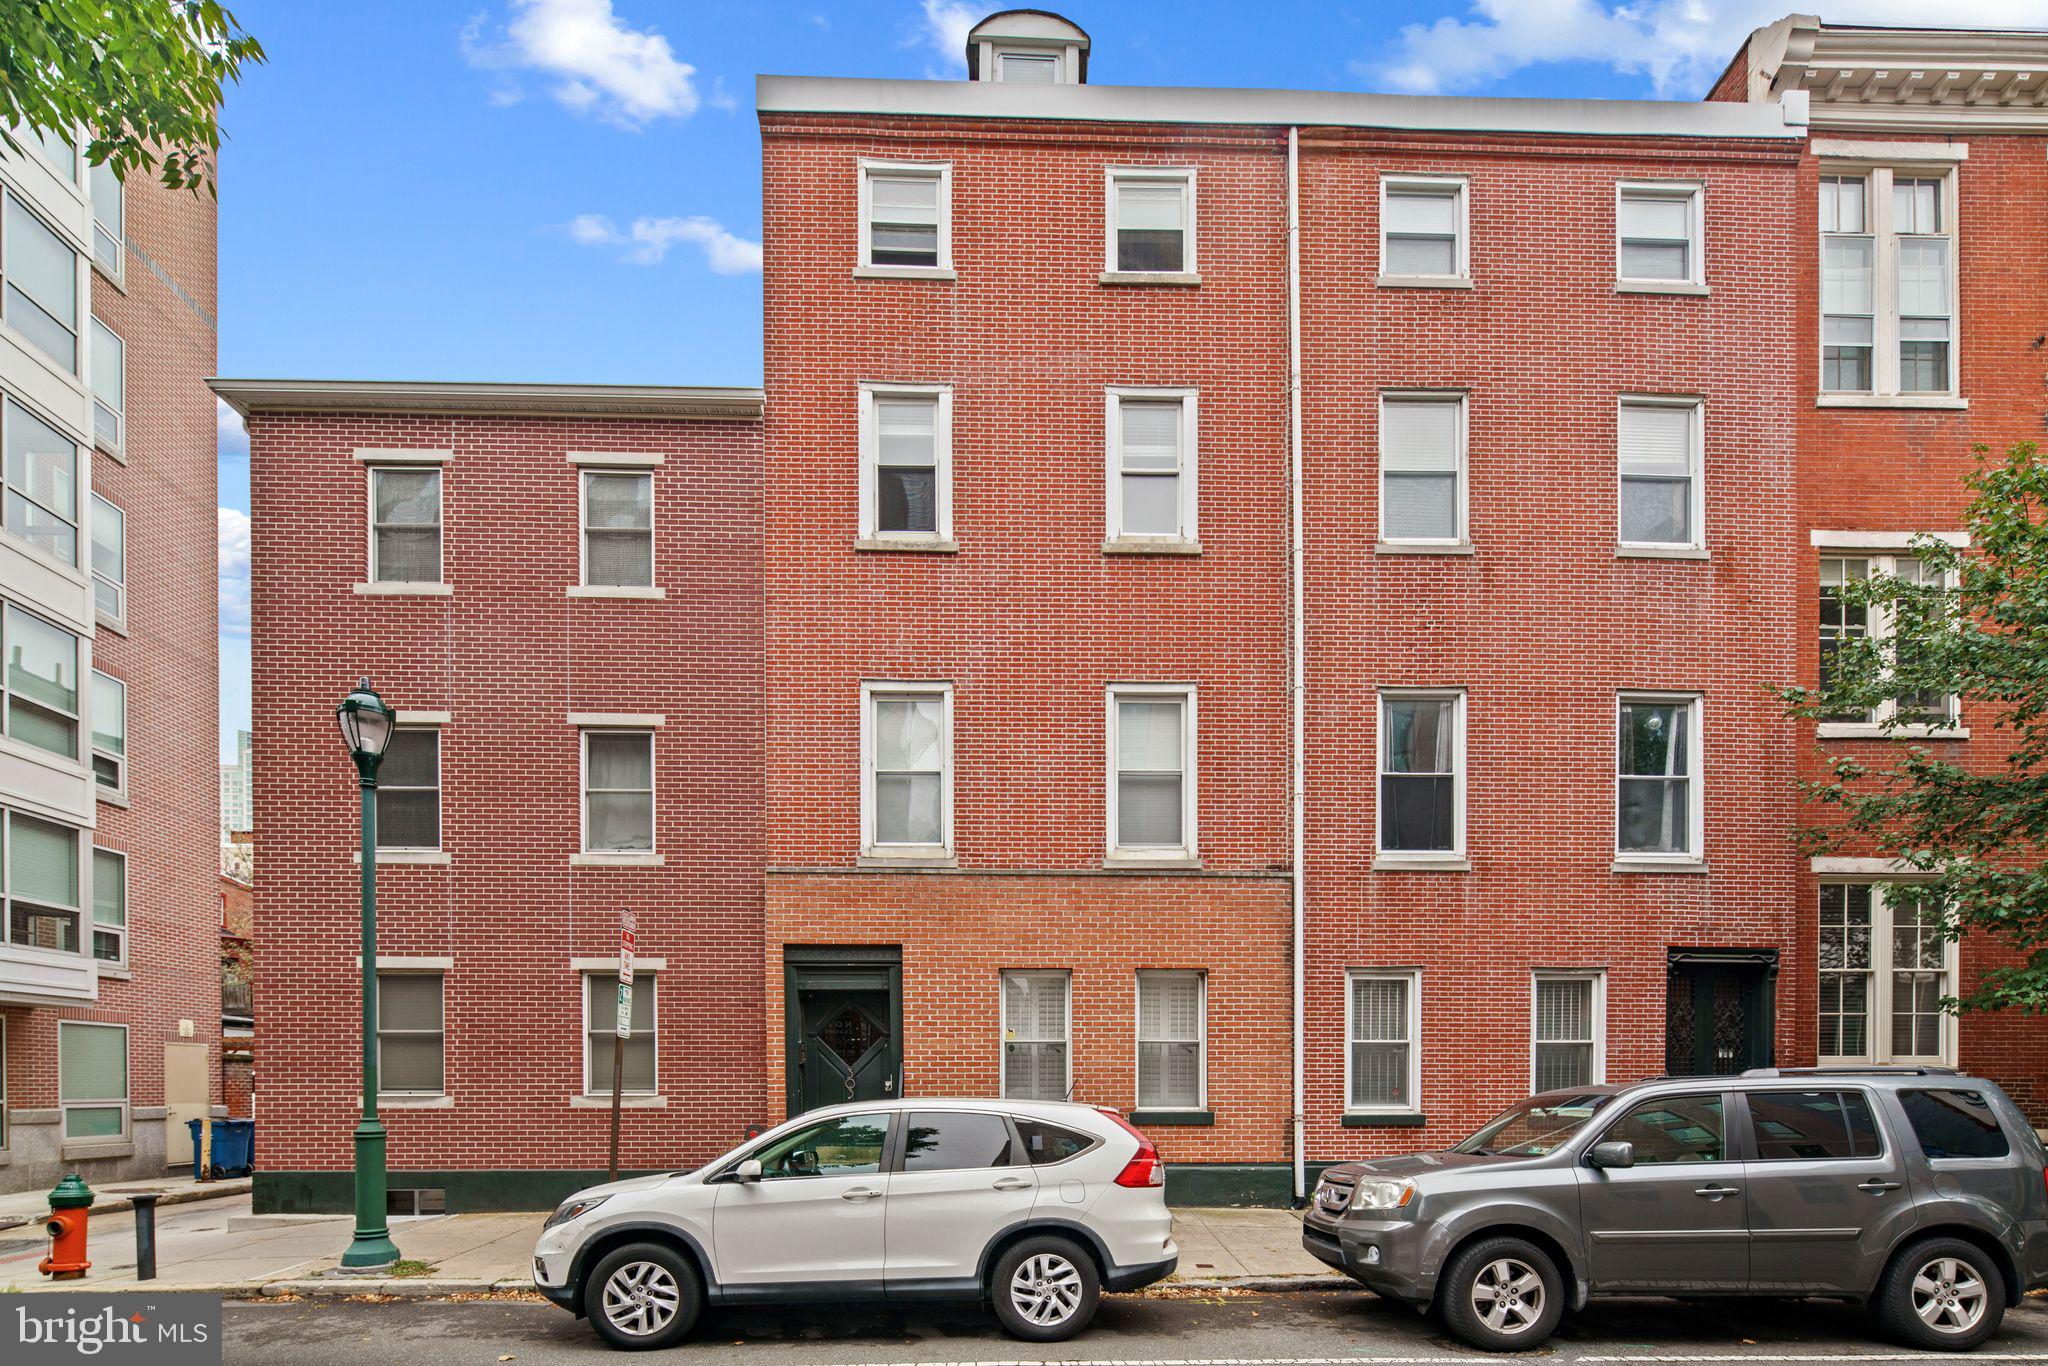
[89,669,124,793]
[583,971,656,1095]
[1617,397,1703,550]
[1346,969,1420,1114]
[1379,176,1468,283]
[581,729,654,854]
[1136,970,1205,1111]
[368,465,442,584]
[1107,685,1195,861]
[858,383,952,543]
[1377,690,1463,857]
[1001,970,1070,1101]
[89,318,123,454]
[858,160,951,272]
[1105,388,1196,545]
[1532,971,1605,1090]
[3,806,82,954]
[89,492,123,621]
[377,729,441,850]
[1378,392,1465,546]
[1616,183,1703,287]
[3,191,80,372]
[1819,883,1956,1065]
[1105,167,1195,275]
[1818,553,1957,729]
[1820,167,1957,398]
[1616,693,1702,860]
[377,971,445,1095]
[993,48,1063,83]
[5,395,81,565]
[32,125,78,183]
[580,469,653,587]
[58,1020,127,1141]
[88,161,122,279]
[861,682,952,857]
[3,600,79,760]
[90,845,125,964]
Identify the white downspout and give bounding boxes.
[1286,124,1307,1205]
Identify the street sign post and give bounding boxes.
[609,911,636,1183]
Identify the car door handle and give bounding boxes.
[840,1187,882,1203]
[992,1177,1033,1191]
[1694,1184,1741,1199]
[1857,1179,1903,1194]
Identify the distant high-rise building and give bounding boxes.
[220,727,252,838]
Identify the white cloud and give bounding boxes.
[1367,1,2048,98]
[218,507,251,639]
[568,213,763,273]
[217,395,249,463]
[911,0,977,78]
[463,0,698,127]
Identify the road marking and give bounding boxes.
[793,1357,2048,1366]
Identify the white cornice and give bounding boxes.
[1757,17,2048,133]
[210,379,763,423]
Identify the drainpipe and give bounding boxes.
[1286,124,1307,1205]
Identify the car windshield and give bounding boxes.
[1454,1094,1612,1157]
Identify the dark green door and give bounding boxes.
[785,952,903,1115]
[1666,953,1775,1076]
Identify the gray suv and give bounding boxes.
[1305,1067,2048,1352]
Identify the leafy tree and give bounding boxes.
[0,1,264,192]
[1784,440,2048,1014]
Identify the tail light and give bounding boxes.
[1099,1107,1165,1188]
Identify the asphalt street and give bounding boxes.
[222,1287,2048,1365]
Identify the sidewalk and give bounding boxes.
[0,1191,1333,1297]
[0,1174,253,1232]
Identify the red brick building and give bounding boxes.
[217,381,764,1212]
[0,136,225,1191]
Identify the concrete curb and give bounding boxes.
[0,1180,253,1233]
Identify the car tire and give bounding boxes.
[1873,1237,2004,1352]
[1437,1236,1565,1352]
[989,1234,1101,1342]
[583,1241,703,1351]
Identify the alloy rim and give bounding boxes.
[1911,1255,1988,1334]
[602,1260,682,1336]
[1471,1256,1545,1335]
[1010,1251,1083,1326]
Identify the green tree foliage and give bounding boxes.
[1784,441,2048,1014]
[0,1,263,192]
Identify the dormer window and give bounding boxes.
[993,49,1061,83]
[966,10,1090,85]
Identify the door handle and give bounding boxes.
[1857,1179,1903,1193]
[992,1176,1032,1191]
[840,1187,882,1202]
[1693,1184,1741,1199]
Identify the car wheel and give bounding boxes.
[583,1241,703,1351]
[990,1234,1101,1342]
[1874,1237,2004,1351]
[1438,1236,1565,1352]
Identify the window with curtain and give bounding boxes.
[91,847,124,963]
[4,602,79,759]
[1820,175,1873,392]
[1112,394,1190,541]
[4,193,79,371]
[1618,400,1700,547]
[863,166,945,269]
[582,471,653,587]
[90,319,123,452]
[868,689,948,849]
[377,730,440,849]
[59,1021,126,1139]
[5,396,80,564]
[1379,395,1462,544]
[1381,180,1463,278]
[1379,693,1459,853]
[377,973,445,1094]
[89,161,123,276]
[1136,971,1204,1109]
[90,493,123,620]
[89,670,123,791]
[1112,690,1189,854]
[583,730,653,853]
[1348,972,1415,1111]
[585,973,656,1094]
[1111,173,1189,273]
[1533,975,1600,1090]
[1617,697,1696,857]
[5,808,80,953]
[863,390,946,538]
[1002,970,1070,1101]
[369,467,442,583]
[1617,187,1698,283]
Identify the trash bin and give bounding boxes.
[186,1118,255,1179]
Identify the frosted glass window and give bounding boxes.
[583,731,653,852]
[377,973,444,1094]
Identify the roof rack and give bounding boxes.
[1740,1065,1962,1078]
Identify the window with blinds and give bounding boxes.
[1617,696,1698,858]
[1348,972,1416,1111]
[377,972,445,1094]
[59,1020,126,1140]
[1109,392,1193,542]
[583,730,654,853]
[90,493,123,621]
[5,396,81,565]
[861,386,950,541]
[5,807,80,954]
[369,466,442,583]
[1533,974,1601,1090]
[1379,394,1464,545]
[586,972,656,1094]
[91,319,124,453]
[1617,186,1699,284]
[1002,971,1070,1101]
[994,51,1060,82]
[4,192,79,372]
[582,470,653,587]
[1381,179,1465,280]
[4,602,79,760]
[377,730,441,850]
[866,686,949,852]
[1617,399,1700,548]
[1379,693,1460,854]
[1109,171,1191,274]
[1111,689,1191,856]
[1136,971,1204,1110]
[90,670,123,792]
[861,163,948,271]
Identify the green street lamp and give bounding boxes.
[337,679,399,1270]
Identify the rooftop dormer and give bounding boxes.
[966,10,1090,85]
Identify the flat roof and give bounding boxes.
[757,75,1808,141]
[210,378,763,422]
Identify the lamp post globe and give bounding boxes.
[339,678,400,1270]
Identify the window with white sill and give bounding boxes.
[1819,884,1955,1065]
[1819,554,1957,729]
[1002,970,1070,1101]
[90,492,123,619]
[860,162,949,271]
[859,384,951,542]
[1107,390,1195,544]
[377,729,441,850]
[1617,695,1700,859]
[58,1020,126,1140]
[1380,178,1466,281]
[90,319,123,453]
[368,466,442,584]
[1378,691,1462,856]
[1618,398,1702,550]
[378,972,445,1094]
[1820,169,1956,399]
[1617,184,1702,286]
[1379,394,1464,545]
[1107,170,1193,275]
[1109,687,1193,859]
[90,846,124,964]
[585,972,656,1094]
[1347,970,1419,1112]
[1136,970,1204,1110]
[582,730,654,854]
[863,684,951,855]
[89,160,122,278]
[1532,972,1603,1090]
[90,669,124,792]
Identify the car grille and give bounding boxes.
[1312,1176,1354,1215]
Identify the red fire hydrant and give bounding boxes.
[38,1173,94,1279]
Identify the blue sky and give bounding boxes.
[213,0,2039,755]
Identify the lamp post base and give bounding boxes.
[342,1116,399,1270]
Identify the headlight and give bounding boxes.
[543,1195,609,1230]
[1352,1179,1416,1212]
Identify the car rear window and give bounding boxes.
[1747,1090,1881,1161]
[1014,1119,1096,1166]
[901,1111,1016,1172]
[1900,1088,2010,1160]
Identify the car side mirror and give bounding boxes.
[1589,1141,1634,1170]
[734,1158,762,1183]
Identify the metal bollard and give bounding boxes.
[132,1193,159,1281]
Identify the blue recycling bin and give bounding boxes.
[187,1118,255,1179]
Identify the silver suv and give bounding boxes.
[1305,1067,2048,1352]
